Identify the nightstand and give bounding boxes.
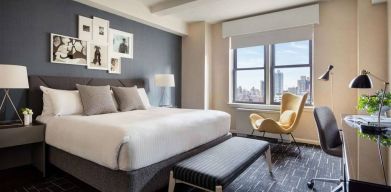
[0,123,46,177]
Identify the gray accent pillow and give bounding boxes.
[76,84,118,115]
[112,86,146,111]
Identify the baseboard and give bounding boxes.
[294,138,319,145]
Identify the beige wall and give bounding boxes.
[207,0,387,144]
[357,0,388,184]
[182,22,206,109]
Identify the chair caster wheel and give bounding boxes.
[307,181,314,189]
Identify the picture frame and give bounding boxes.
[109,28,133,59]
[92,17,109,45]
[50,33,88,65]
[109,57,121,74]
[87,43,109,70]
[78,15,92,41]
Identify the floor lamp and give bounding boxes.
[154,74,175,107]
[349,69,388,185]
[318,65,334,111]
[0,64,29,125]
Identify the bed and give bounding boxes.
[28,75,231,192]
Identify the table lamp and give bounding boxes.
[318,65,334,110]
[154,74,175,107]
[349,69,389,185]
[0,64,29,125]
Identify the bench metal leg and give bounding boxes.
[215,186,223,192]
[168,171,176,192]
[265,146,272,173]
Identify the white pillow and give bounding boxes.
[40,86,54,116]
[40,86,83,116]
[137,88,151,109]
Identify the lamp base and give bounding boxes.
[0,120,23,128]
[0,89,23,126]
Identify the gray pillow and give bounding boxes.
[76,84,118,115]
[112,86,145,111]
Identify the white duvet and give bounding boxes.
[37,107,230,171]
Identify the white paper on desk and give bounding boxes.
[349,115,391,126]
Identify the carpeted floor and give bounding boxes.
[2,137,341,192]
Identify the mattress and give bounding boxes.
[37,107,230,171]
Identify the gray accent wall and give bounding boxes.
[0,0,181,120]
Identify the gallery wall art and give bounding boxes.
[109,29,133,59]
[50,33,88,65]
[78,15,92,41]
[92,17,109,45]
[109,57,121,74]
[50,15,134,74]
[88,43,108,70]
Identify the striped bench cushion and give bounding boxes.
[173,137,269,190]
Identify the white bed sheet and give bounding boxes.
[37,107,230,171]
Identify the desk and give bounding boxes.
[342,115,391,191]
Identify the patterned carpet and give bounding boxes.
[4,137,341,192]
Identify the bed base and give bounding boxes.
[48,134,231,192]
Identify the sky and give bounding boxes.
[236,40,310,90]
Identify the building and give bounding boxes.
[274,70,284,95]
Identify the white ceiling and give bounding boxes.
[139,0,318,23]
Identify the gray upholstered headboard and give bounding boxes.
[28,75,147,119]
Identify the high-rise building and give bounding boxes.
[260,80,265,98]
[297,76,310,94]
[275,70,283,95]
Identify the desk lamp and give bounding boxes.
[349,69,388,185]
[318,65,334,110]
[154,74,175,107]
[0,64,29,125]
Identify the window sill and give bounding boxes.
[228,102,314,112]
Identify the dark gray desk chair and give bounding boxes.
[307,106,343,191]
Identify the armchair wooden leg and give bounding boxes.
[251,129,255,135]
[279,134,284,142]
[289,133,301,154]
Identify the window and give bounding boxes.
[233,40,312,105]
[233,46,265,103]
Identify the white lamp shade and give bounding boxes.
[154,74,175,87]
[0,64,29,89]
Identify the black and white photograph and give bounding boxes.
[78,15,92,41]
[109,28,133,58]
[50,33,88,65]
[93,16,109,45]
[109,57,121,74]
[87,43,108,70]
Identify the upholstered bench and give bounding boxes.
[168,137,272,192]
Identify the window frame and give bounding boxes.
[232,40,313,106]
[270,40,313,105]
[232,47,267,104]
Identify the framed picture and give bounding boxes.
[87,43,108,70]
[109,57,121,74]
[109,28,133,59]
[92,17,109,45]
[78,15,92,41]
[50,33,88,65]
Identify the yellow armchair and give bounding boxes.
[250,92,308,153]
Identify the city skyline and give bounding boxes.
[235,70,311,103]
